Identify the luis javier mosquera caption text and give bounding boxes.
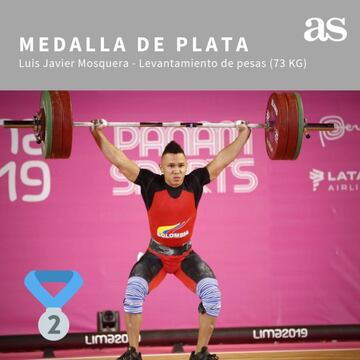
[18,36,306,71]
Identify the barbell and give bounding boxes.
[0,91,334,160]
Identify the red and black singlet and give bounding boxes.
[135,167,210,247]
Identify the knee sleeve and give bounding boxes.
[196,277,221,317]
[123,276,149,314]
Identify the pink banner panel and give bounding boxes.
[0,91,359,335]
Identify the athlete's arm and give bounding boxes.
[206,123,251,181]
[90,119,140,182]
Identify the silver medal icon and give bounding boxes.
[38,307,69,341]
[25,270,83,341]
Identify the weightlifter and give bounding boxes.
[90,119,251,360]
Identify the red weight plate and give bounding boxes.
[58,91,73,158]
[48,91,73,159]
[283,93,300,160]
[265,93,289,160]
[49,92,64,158]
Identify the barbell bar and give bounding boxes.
[0,120,333,130]
[0,91,335,160]
[0,119,267,128]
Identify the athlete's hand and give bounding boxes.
[235,120,251,136]
[90,119,108,132]
[235,120,248,129]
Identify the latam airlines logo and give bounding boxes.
[310,169,360,192]
[157,218,190,238]
[309,169,325,191]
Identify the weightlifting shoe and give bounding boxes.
[189,346,219,360]
[117,346,143,360]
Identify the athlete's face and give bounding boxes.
[160,153,187,187]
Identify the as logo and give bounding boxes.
[304,17,347,42]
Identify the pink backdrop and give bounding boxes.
[0,91,359,335]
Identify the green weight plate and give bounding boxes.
[39,91,73,159]
[294,93,304,159]
[283,93,300,160]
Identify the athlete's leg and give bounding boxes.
[196,280,221,353]
[123,251,166,352]
[175,251,221,354]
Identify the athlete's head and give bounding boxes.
[160,141,187,187]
